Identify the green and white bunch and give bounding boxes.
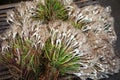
[0,34,42,80]
[0,0,119,80]
[42,28,82,78]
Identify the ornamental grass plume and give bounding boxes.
[40,28,83,80]
[0,26,41,79]
[0,34,42,80]
[33,0,68,23]
[0,0,119,80]
[0,21,84,80]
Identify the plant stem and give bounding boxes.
[53,70,59,80]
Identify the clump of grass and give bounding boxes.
[42,30,81,79]
[33,0,68,23]
[0,31,81,80]
[0,34,42,80]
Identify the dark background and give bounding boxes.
[0,0,120,80]
[0,0,31,4]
